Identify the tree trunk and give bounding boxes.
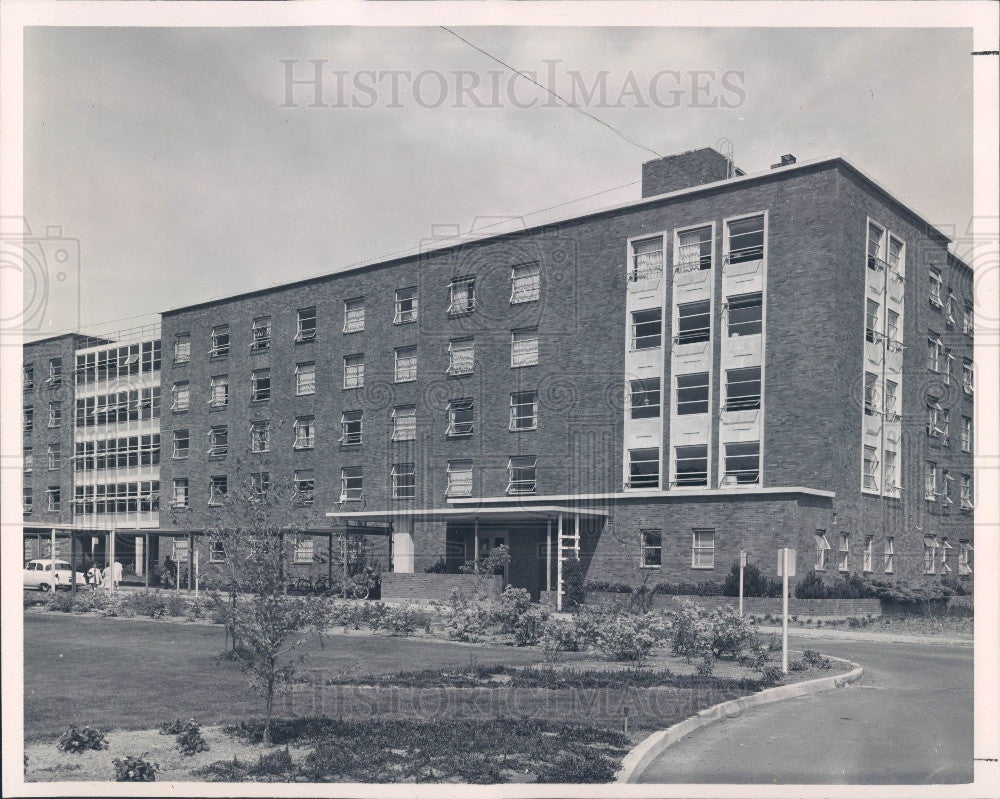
[264,676,274,748]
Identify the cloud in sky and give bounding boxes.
[24,25,972,337]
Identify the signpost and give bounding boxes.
[777,547,796,673]
[738,550,747,616]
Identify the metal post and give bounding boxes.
[327,532,334,587]
[739,550,746,616]
[50,527,56,563]
[281,531,288,597]
[782,548,789,674]
[341,535,348,597]
[556,513,564,612]
[188,532,195,593]
[194,549,200,597]
[108,530,116,594]
[545,518,552,594]
[70,531,77,595]
[144,534,150,589]
[473,519,479,572]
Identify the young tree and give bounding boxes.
[205,463,325,748]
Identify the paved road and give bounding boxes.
[637,634,973,784]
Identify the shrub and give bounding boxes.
[722,561,781,598]
[802,649,832,670]
[494,586,533,633]
[652,580,725,596]
[584,581,632,594]
[424,557,459,574]
[512,607,549,646]
[670,600,713,661]
[159,718,189,735]
[796,571,875,599]
[536,752,618,783]
[593,613,660,663]
[176,723,209,756]
[112,755,159,782]
[57,725,109,754]
[788,658,808,672]
[709,606,757,659]
[371,603,422,636]
[46,593,76,613]
[760,666,783,685]
[560,558,587,608]
[128,591,166,618]
[248,747,294,777]
[164,593,189,617]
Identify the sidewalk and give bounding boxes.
[758,624,973,647]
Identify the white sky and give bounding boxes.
[24,25,973,339]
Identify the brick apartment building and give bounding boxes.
[23,147,975,604]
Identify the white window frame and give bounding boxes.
[251,316,271,350]
[391,405,416,442]
[293,416,315,450]
[340,410,363,446]
[48,402,61,428]
[209,538,226,563]
[208,425,229,458]
[960,416,972,453]
[628,447,660,489]
[448,276,476,316]
[510,262,541,303]
[509,391,538,431]
[251,369,271,402]
[963,359,974,395]
[726,292,762,338]
[924,462,939,502]
[883,449,898,493]
[675,300,711,346]
[171,479,189,509]
[446,460,473,498]
[446,397,474,437]
[929,268,943,308]
[963,302,974,337]
[923,537,938,574]
[927,333,944,373]
[250,421,269,453]
[724,366,761,412]
[394,287,419,325]
[838,533,850,572]
[293,535,314,564]
[172,382,190,412]
[391,462,416,500]
[884,537,895,574]
[343,354,364,389]
[173,334,191,364]
[674,224,713,274]
[674,444,708,488]
[863,445,880,492]
[343,297,365,333]
[629,378,661,419]
[863,535,874,573]
[295,362,316,396]
[47,443,61,471]
[723,441,760,486]
[940,538,953,573]
[340,466,363,502]
[960,474,973,511]
[294,470,315,505]
[447,337,475,375]
[296,307,317,342]
[210,325,230,357]
[511,327,539,367]
[958,541,972,575]
[394,346,418,383]
[172,429,190,459]
[506,456,537,495]
[640,528,662,568]
[815,532,831,571]
[691,529,715,569]
[209,475,228,506]
[629,235,665,282]
[724,213,766,265]
[676,372,709,416]
[209,375,229,408]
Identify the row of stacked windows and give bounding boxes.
[74,341,162,385]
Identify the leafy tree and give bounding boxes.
[205,463,325,748]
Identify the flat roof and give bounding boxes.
[326,505,609,520]
[162,154,963,316]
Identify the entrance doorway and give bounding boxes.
[478,532,509,585]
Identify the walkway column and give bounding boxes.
[108,530,116,594]
[545,518,552,593]
[280,531,287,596]
[327,532,334,587]
[50,527,56,562]
[342,535,348,596]
[391,517,415,573]
[556,513,564,611]
[187,532,194,591]
[70,531,77,595]
[144,534,150,588]
[473,519,480,573]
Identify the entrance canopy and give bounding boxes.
[325,505,608,523]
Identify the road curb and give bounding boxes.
[615,654,863,783]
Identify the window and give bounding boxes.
[511,262,541,302]
[675,445,708,487]
[726,214,765,263]
[865,299,880,343]
[962,359,973,395]
[886,309,901,350]
[958,541,972,575]
[630,308,662,350]
[863,535,874,573]
[862,445,879,491]
[510,391,539,431]
[172,479,189,508]
[343,354,364,389]
[963,302,974,336]
[884,380,899,420]
[295,362,316,395]
[209,375,229,408]
[24,448,33,473]
[945,293,957,328]
[23,486,32,514]
[886,234,904,275]
[446,460,473,497]
[676,300,711,345]
[47,487,61,512]
[448,337,474,375]
[47,402,61,428]
[341,410,363,446]
[294,416,315,449]
[211,325,230,357]
[172,382,190,412]
[209,475,228,505]
[47,443,61,470]
[929,268,943,307]
[293,535,314,564]
[815,532,831,570]
[960,474,973,511]
[923,536,938,574]
[24,364,34,391]
[343,297,365,333]
[394,287,419,324]
[724,442,760,485]
[727,293,762,337]
[883,450,897,492]
[448,276,475,315]
[394,346,417,383]
[924,461,938,501]
[676,372,709,415]
[391,405,416,441]
[838,533,850,572]
[725,367,761,411]
[250,471,270,496]
[251,317,271,350]
[391,463,415,499]
[884,537,894,573]
[927,333,943,372]
[169,429,189,460]
[251,369,271,402]
[630,236,664,281]
[47,358,62,386]
[294,470,315,505]
[340,466,363,501]
[447,398,474,437]
[208,426,229,457]
[296,307,317,342]
[926,396,948,441]
[864,372,879,417]
[507,456,537,495]
[23,406,33,434]
[250,421,269,453]
[511,327,539,366]
[940,538,953,573]
[209,539,226,563]
[942,468,954,505]
[675,225,712,272]
[960,416,972,452]
[629,378,661,419]
[692,529,715,569]
[628,447,660,489]
[640,529,662,567]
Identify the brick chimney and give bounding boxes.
[641,147,741,198]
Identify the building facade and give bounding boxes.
[26,147,976,600]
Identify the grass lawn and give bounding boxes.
[23,613,569,740]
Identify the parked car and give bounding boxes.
[23,559,84,591]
